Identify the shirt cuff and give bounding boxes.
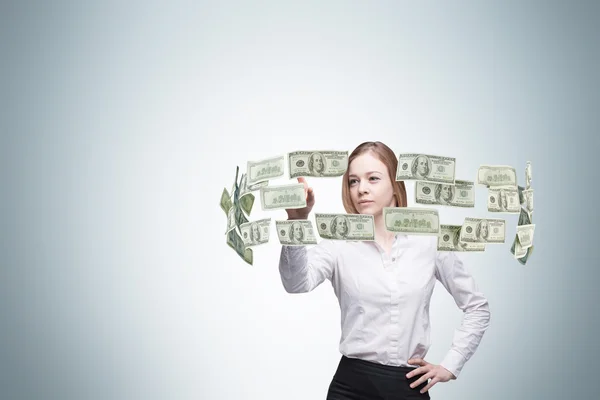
[439,348,467,379]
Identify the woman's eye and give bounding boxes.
[349,179,357,185]
[370,177,380,181]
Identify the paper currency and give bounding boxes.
[236,173,256,216]
[415,180,475,207]
[477,165,517,188]
[240,218,271,247]
[487,187,520,213]
[459,217,505,243]
[247,155,285,186]
[518,185,525,205]
[288,150,348,178]
[517,246,534,265]
[438,225,485,252]
[225,204,249,234]
[510,234,528,258]
[523,189,534,214]
[227,228,253,265]
[518,207,532,226]
[383,207,440,235]
[315,213,375,241]
[275,220,318,245]
[260,183,307,211]
[396,153,456,184]
[516,224,535,249]
[525,161,532,189]
[220,187,232,215]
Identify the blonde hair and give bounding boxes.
[342,141,407,214]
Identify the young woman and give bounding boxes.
[279,141,491,400]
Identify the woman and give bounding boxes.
[279,141,491,399]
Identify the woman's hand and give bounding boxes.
[406,358,456,393]
[285,177,315,220]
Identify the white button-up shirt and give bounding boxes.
[278,233,491,378]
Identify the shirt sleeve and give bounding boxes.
[278,240,337,293]
[434,251,491,379]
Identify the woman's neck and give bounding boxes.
[373,212,395,246]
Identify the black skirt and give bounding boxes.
[326,355,431,400]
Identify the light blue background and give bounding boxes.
[2,1,599,399]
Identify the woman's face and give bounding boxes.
[348,152,395,216]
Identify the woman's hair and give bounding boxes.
[342,141,407,213]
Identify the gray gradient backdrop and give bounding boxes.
[2,1,599,399]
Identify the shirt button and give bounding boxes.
[392,257,396,262]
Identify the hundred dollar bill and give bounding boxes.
[477,165,517,188]
[288,150,348,178]
[220,187,232,215]
[226,228,253,265]
[518,207,532,226]
[383,207,440,235]
[510,234,527,259]
[275,220,318,245]
[225,204,249,234]
[315,213,375,241]
[247,155,284,186]
[523,188,533,214]
[525,161,532,189]
[239,218,271,247]
[516,224,535,249]
[459,217,505,243]
[438,225,485,252]
[517,246,534,265]
[487,187,520,213]
[236,173,256,216]
[260,183,307,211]
[396,153,456,184]
[518,185,525,205]
[415,180,475,207]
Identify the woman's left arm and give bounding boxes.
[407,250,491,392]
[434,251,491,378]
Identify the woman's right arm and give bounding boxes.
[279,241,336,293]
[278,177,336,293]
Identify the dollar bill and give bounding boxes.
[517,246,534,265]
[220,187,232,215]
[225,204,249,234]
[260,183,307,211]
[487,187,520,213]
[315,213,375,241]
[525,161,532,190]
[518,185,525,205]
[415,180,475,207]
[523,188,533,214]
[275,220,318,245]
[239,218,271,247]
[438,225,485,252]
[383,207,440,235]
[237,173,255,216]
[510,234,528,258]
[227,228,253,265]
[516,224,535,249]
[477,165,517,188]
[288,150,348,178]
[247,155,284,186]
[396,153,456,184]
[518,207,532,226]
[459,217,505,243]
